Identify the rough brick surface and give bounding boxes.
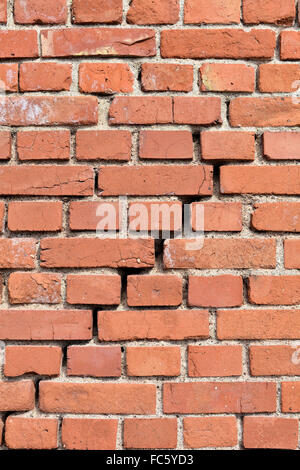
[0,0,299,452]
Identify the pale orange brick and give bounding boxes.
[127,347,181,376]
[5,417,58,450]
[67,346,121,377]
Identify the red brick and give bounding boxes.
[0,0,6,23]
[40,238,154,268]
[217,309,300,340]
[66,275,121,305]
[40,382,156,414]
[41,28,156,57]
[5,417,58,450]
[0,96,98,126]
[127,0,179,25]
[8,201,62,232]
[127,275,182,307]
[0,381,35,411]
[249,276,300,305]
[20,63,71,91]
[127,347,181,376]
[109,96,173,125]
[164,382,276,414]
[0,31,38,58]
[191,202,242,232]
[0,239,36,269]
[161,29,276,59]
[98,165,213,196]
[282,382,300,412]
[139,130,193,160]
[230,97,300,127]
[0,64,18,92]
[281,31,300,60]
[173,97,222,125]
[185,0,241,24]
[188,345,243,377]
[259,64,300,92]
[128,201,182,232]
[141,63,193,92]
[0,202,4,232]
[76,130,131,161]
[285,239,300,269]
[17,131,70,161]
[244,417,298,450]
[250,345,300,376]
[201,131,255,160]
[252,203,300,232]
[0,131,11,159]
[0,419,3,445]
[221,165,300,195]
[164,239,276,269]
[0,166,93,196]
[4,346,62,377]
[72,0,122,24]
[14,0,67,24]
[98,310,209,341]
[67,346,121,377]
[0,310,92,340]
[200,63,255,92]
[79,63,134,94]
[124,419,177,449]
[188,275,243,308]
[184,417,238,448]
[8,272,61,304]
[62,418,118,450]
[243,0,295,25]
[69,201,120,231]
[263,132,300,160]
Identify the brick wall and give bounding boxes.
[0,0,299,451]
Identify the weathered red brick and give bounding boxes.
[200,63,255,92]
[40,238,154,268]
[62,418,118,450]
[243,0,295,25]
[5,417,58,450]
[263,132,300,160]
[8,201,63,232]
[281,31,300,59]
[14,0,67,24]
[98,310,209,341]
[109,96,173,125]
[201,131,255,160]
[20,63,72,91]
[67,346,121,377]
[127,347,181,376]
[0,381,35,411]
[0,64,18,92]
[17,131,70,161]
[0,131,11,159]
[0,0,6,23]
[188,275,243,307]
[244,417,298,450]
[0,310,92,340]
[139,130,193,160]
[76,130,131,161]
[4,346,62,377]
[72,0,122,24]
[188,346,243,377]
[66,275,121,305]
[79,63,134,94]
[0,96,98,126]
[221,165,300,194]
[41,28,156,57]
[259,64,300,92]
[127,0,179,25]
[217,309,300,340]
[184,417,238,448]
[185,0,241,24]
[0,239,36,268]
[164,239,276,269]
[40,382,156,414]
[249,276,300,305]
[141,63,193,92]
[252,203,300,232]
[127,275,182,307]
[8,272,61,304]
[128,201,182,232]
[282,382,300,412]
[285,239,300,269]
[161,29,276,59]
[191,202,242,232]
[98,165,213,196]
[124,419,177,449]
[0,30,38,58]
[69,201,120,231]
[173,97,222,125]
[164,382,276,413]
[250,345,300,376]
